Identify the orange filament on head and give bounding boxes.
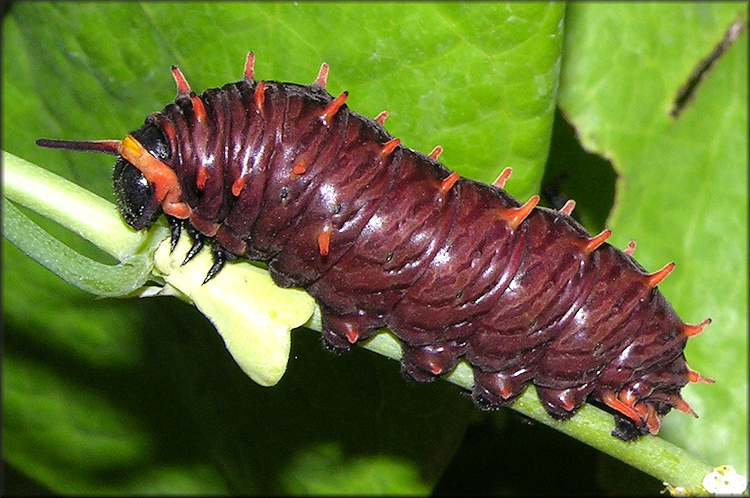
[35,138,122,155]
[119,134,141,156]
[120,135,191,219]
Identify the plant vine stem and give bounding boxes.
[2,150,716,494]
[327,318,715,493]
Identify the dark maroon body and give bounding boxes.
[136,75,693,439]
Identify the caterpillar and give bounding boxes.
[37,53,713,441]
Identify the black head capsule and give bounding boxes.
[112,156,162,230]
[112,123,170,230]
[37,123,171,231]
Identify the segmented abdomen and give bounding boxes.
[146,58,709,439]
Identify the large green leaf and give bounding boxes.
[558,3,748,479]
[3,3,570,495]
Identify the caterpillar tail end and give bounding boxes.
[602,391,661,440]
[601,388,700,440]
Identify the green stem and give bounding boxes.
[3,197,151,297]
[2,151,168,296]
[2,151,150,261]
[358,330,714,493]
[1,150,718,494]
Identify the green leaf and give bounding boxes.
[3,2,565,495]
[559,2,748,478]
[280,442,430,494]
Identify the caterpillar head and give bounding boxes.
[37,122,189,231]
[112,124,169,229]
[111,154,162,230]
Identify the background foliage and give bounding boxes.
[2,2,747,494]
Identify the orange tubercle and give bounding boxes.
[558,389,577,412]
[499,195,539,230]
[160,119,177,145]
[666,394,698,417]
[645,262,676,289]
[428,146,443,160]
[440,172,460,195]
[170,65,191,95]
[243,51,255,80]
[190,94,207,123]
[231,176,246,197]
[683,318,711,338]
[345,325,359,344]
[318,226,332,256]
[637,402,661,435]
[196,166,208,190]
[560,199,576,216]
[254,81,267,112]
[687,366,715,384]
[492,167,513,189]
[496,377,514,400]
[314,62,329,88]
[601,391,640,424]
[583,229,612,254]
[320,91,348,126]
[293,158,307,176]
[380,138,401,158]
[375,111,389,124]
